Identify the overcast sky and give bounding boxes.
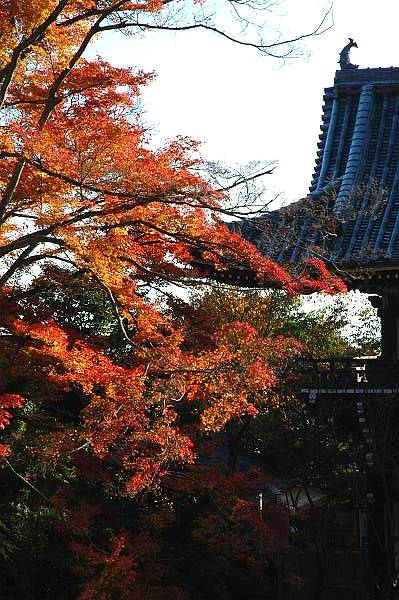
[93,0,399,207]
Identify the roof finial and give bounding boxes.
[338,38,358,70]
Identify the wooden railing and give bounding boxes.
[296,356,399,389]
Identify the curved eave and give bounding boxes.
[233,67,399,278]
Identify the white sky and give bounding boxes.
[92,0,399,208]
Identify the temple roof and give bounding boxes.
[235,66,399,273]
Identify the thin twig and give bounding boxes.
[3,459,49,501]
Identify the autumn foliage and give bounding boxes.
[0,2,344,598]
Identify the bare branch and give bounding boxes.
[97,3,333,58]
[3,459,49,502]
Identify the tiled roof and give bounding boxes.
[235,67,399,270]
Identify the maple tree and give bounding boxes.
[0,2,342,598]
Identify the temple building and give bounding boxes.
[232,43,399,597]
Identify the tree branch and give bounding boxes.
[0,152,273,220]
[3,459,49,502]
[0,0,70,108]
[0,243,38,286]
[87,271,133,344]
[97,4,333,58]
[0,158,26,221]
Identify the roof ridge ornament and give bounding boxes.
[339,38,359,70]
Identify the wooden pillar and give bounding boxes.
[366,293,399,594]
